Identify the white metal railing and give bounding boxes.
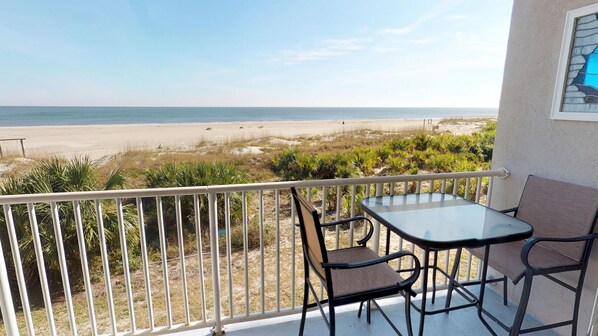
[0,168,508,335]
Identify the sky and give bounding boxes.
[0,0,513,108]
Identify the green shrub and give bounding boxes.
[412,133,432,151]
[227,218,274,251]
[144,162,248,243]
[0,157,138,293]
[270,120,496,180]
[271,150,358,180]
[271,149,318,180]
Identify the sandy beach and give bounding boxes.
[0,118,488,159]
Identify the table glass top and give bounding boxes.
[361,193,533,248]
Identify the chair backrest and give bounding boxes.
[291,187,329,282]
[516,175,598,260]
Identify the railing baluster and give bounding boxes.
[321,186,327,223]
[224,193,234,318]
[397,237,404,272]
[208,191,223,334]
[95,200,117,335]
[466,250,473,282]
[175,195,191,324]
[259,190,265,314]
[416,180,421,193]
[28,203,58,335]
[487,176,495,206]
[390,182,395,195]
[403,181,408,194]
[2,204,33,336]
[49,201,78,335]
[444,250,450,286]
[453,178,458,195]
[349,185,356,247]
[475,177,482,204]
[441,179,447,193]
[372,183,383,253]
[320,186,326,299]
[72,201,97,336]
[275,190,281,312]
[290,198,296,310]
[335,186,341,249]
[429,179,434,193]
[135,197,155,329]
[116,198,136,332]
[476,258,483,280]
[242,192,249,316]
[156,196,172,327]
[193,194,207,322]
[464,178,471,199]
[0,233,18,336]
[364,184,370,238]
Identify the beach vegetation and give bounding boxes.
[143,161,271,250]
[0,156,138,294]
[271,120,495,180]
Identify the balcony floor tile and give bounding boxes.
[175,287,560,336]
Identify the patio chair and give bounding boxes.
[291,187,421,336]
[448,175,598,335]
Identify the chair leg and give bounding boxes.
[432,251,438,304]
[367,299,372,324]
[445,248,462,312]
[299,277,309,336]
[571,284,584,336]
[503,276,508,306]
[405,293,414,336]
[329,302,336,336]
[357,301,365,318]
[510,273,533,336]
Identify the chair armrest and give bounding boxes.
[499,207,518,215]
[321,216,375,246]
[322,250,421,289]
[520,233,598,271]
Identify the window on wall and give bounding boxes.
[551,4,598,121]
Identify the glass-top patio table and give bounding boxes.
[361,193,534,336]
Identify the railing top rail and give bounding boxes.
[208,168,508,193]
[0,186,209,205]
[0,168,508,205]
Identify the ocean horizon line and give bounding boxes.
[0,105,498,109]
[0,106,498,127]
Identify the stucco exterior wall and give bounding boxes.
[492,0,598,334]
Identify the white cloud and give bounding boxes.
[445,14,469,21]
[403,37,435,45]
[374,46,403,54]
[274,38,368,65]
[377,0,463,37]
[377,27,414,36]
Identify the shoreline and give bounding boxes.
[0,115,494,129]
[0,117,494,159]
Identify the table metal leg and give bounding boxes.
[431,251,438,304]
[444,248,462,311]
[417,248,430,336]
[477,245,497,336]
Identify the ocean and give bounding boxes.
[0,106,497,127]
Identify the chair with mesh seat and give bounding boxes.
[446,175,598,335]
[291,187,420,336]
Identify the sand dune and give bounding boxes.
[0,118,487,159]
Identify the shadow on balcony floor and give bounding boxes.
[177,287,560,336]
